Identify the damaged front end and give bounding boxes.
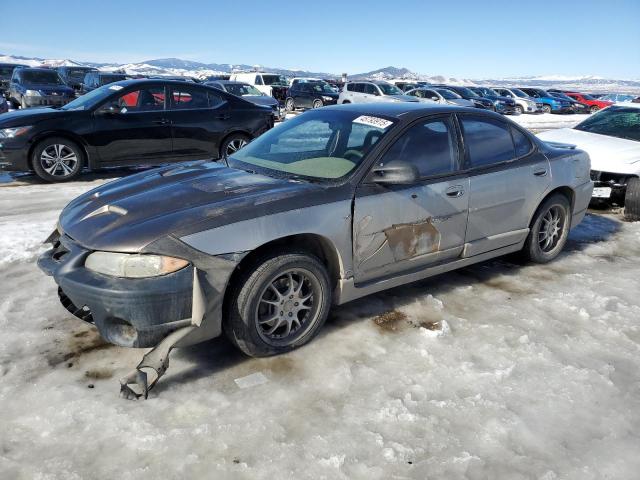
[38,230,244,399]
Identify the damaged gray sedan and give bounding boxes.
[38,103,593,398]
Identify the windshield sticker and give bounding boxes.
[353,115,393,130]
[108,85,124,91]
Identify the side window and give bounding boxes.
[171,86,211,110]
[511,126,533,157]
[116,87,165,112]
[354,83,365,93]
[460,116,515,168]
[346,83,355,92]
[380,118,458,177]
[255,75,264,86]
[364,84,378,95]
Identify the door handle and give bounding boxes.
[152,118,169,125]
[533,168,548,177]
[445,185,465,197]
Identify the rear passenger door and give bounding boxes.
[353,115,470,283]
[458,114,551,256]
[166,85,228,159]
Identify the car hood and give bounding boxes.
[243,95,278,107]
[537,128,640,173]
[24,84,74,94]
[0,107,72,127]
[387,94,419,102]
[448,98,475,107]
[59,162,323,253]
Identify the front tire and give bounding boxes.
[224,251,332,357]
[542,104,552,114]
[31,137,84,182]
[285,97,295,112]
[312,99,323,109]
[515,105,524,115]
[220,133,250,161]
[522,194,571,263]
[624,177,640,221]
[589,105,600,114]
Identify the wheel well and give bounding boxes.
[28,133,90,170]
[530,186,575,226]
[222,233,342,315]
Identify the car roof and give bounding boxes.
[18,67,59,72]
[107,78,207,88]
[322,102,476,118]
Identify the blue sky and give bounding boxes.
[2,0,639,78]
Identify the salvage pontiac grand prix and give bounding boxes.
[38,103,593,397]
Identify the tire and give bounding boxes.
[312,99,323,109]
[285,97,295,112]
[521,193,571,263]
[220,133,250,161]
[224,251,332,357]
[31,137,84,182]
[624,177,640,221]
[542,104,552,114]
[590,105,600,114]
[515,105,524,115]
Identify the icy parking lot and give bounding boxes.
[1,175,640,479]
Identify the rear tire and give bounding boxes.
[224,251,331,357]
[31,137,84,182]
[624,177,640,221]
[312,99,323,109]
[220,133,250,161]
[522,194,571,263]
[285,97,295,112]
[515,105,524,115]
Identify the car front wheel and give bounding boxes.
[515,105,524,115]
[624,177,640,221]
[224,251,332,357]
[542,104,552,114]
[32,137,84,182]
[312,99,323,109]
[522,194,571,263]
[590,105,600,114]
[285,98,295,112]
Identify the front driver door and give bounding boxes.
[90,85,172,165]
[353,115,470,283]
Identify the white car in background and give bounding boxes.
[229,72,289,98]
[405,87,475,107]
[537,104,640,220]
[493,87,539,114]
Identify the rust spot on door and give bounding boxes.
[383,218,441,261]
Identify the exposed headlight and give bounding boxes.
[321,96,333,102]
[0,126,32,138]
[85,252,189,278]
[25,89,42,96]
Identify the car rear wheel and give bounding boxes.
[589,105,600,114]
[285,97,295,112]
[224,251,331,357]
[522,194,571,263]
[542,104,552,114]
[515,105,524,115]
[312,99,323,109]
[624,177,640,221]
[32,137,84,182]
[220,133,250,161]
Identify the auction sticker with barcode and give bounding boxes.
[353,115,393,129]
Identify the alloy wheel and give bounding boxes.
[255,269,319,344]
[225,138,248,158]
[538,206,565,252]
[40,144,78,178]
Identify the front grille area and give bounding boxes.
[590,170,629,186]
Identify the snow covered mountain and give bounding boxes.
[1,53,639,93]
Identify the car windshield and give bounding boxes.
[22,70,64,85]
[228,110,396,181]
[579,93,595,100]
[378,83,403,95]
[535,89,551,97]
[552,92,572,100]
[309,82,335,94]
[437,88,461,99]
[225,83,263,96]
[478,87,498,97]
[60,83,120,110]
[262,75,288,86]
[511,88,529,98]
[574,106,640,141]
[455,87,479,98]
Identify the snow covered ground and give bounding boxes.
[1,122,640,479]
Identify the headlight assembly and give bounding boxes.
[321,96,333,102]
[85,252,189,278]
[0,126,32,138]
[25,89,42,96]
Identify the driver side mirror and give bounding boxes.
[431,96,439,101]
[368,161,419,185]
[98,103,122,115]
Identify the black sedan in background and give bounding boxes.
[0,79,274,181]
[206,80,284,120]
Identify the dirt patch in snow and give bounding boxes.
[45,328,112,367]
[373,310,408,332]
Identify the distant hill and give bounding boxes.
[1,54,638,93]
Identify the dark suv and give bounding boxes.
[468,86,518,114]
[80,71,129,94]
[8,68,75,109]
[285,80,339,111]
[56,66,99,93]
[0,63,28,98]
